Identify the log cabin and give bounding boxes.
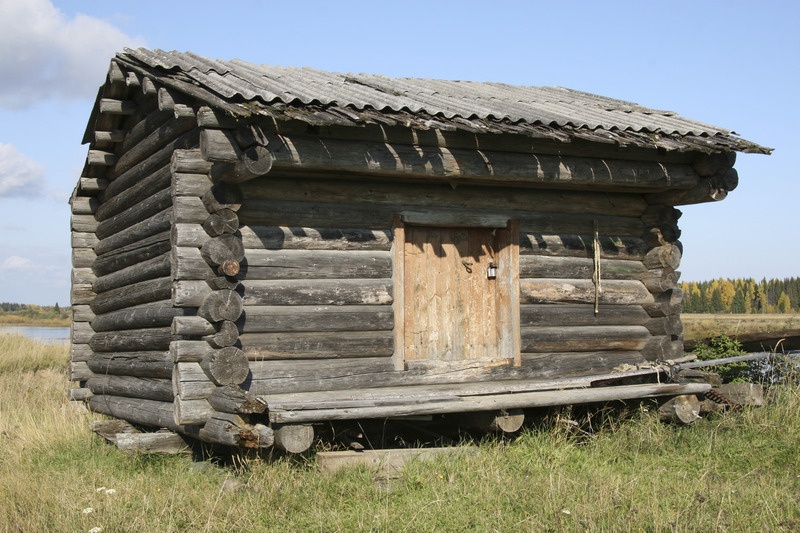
[70,48,770,452]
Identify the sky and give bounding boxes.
[0,0,797,306]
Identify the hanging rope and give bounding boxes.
[593,220,601,315]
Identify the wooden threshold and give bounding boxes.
[263,381,711,424]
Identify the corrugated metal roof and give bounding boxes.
[116,48,770,154]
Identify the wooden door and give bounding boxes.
[403,226,506,362]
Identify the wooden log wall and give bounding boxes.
[72,65,273,449]
[165,118,283,447]
[71,62,200,411]
[73,72,692,438]
[231,161,680,394]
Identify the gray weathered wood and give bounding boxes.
[640,269,680,293]
[89,395,181,431]
[72,305,96,323]
[88,150,117,166]
[96,188,172,240]
[238,305,393,333]
[99,97,136,115]
[71,196,99,215]
[173,361,216,399]
[659,394,701,424]
[68,387,93,401]
[96,164,171,221]
[519,303,650,327]
[93,233,170,278]
[69,361,94,381]
[173,195,209,224]
[239,226,393,251]
[642,244,682,270]
[93,253,171,294]
[173,397,213,425]
[87,375,173,402]
[120,108,172,154]
[642,289,682,318]
[239,330,393,359]
[71,321,93,344]
[173,224,211,248]
[87,351,172,378]
[641,336,683,361]
[72,231,99,249]
[198,413,275,448]
[201,234,245,267]
[520,325,651,353]
[200,346,250,386]
[171,340,214,362]
[519,255,647,280]
[520,233,648,261]
[92,301,185,332]
[273,424,314,453]
[202,183,243,213]
[80,177,109,192]
[207,386,268,414]
[115,431,192,455]
[71,214,99,233]
[173,172,213,197]
[209,145,274,183]
[256,131,699,190]
[241,279,393,306]
[114,116,197,178]
[202,209,239,237]
[90,327,173,352]
[243,176,648,218]
[91,277,172,315]
[519,278,653,306]
[198,290,244,322]
[172,246,216,281]
[172,315,214,336]
[94,208,172,256]
[171,148,214,174]
[267,382,712,423]
[200,128,241,163]
[204,320,239,348]
[241,249,391,280]
[173,280,213,307]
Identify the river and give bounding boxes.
[0,326,70,344]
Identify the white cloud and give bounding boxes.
[0,0,146,109]
[1,255,34,270]
[0,143,45,197]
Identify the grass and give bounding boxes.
[2,332,800,531]
[682,313,800,342]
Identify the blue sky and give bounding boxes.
[0,0,797,306]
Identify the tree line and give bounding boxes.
[0,303,70,321]
[681,277,800,314]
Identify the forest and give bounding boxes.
[0,303,70,324]
[680,277,800,314]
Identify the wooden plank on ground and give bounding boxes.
[316,446,478,476]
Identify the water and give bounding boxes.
[0,326,70,344]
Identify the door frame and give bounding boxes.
[392,212,520,371]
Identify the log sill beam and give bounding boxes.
[263,380,711,424]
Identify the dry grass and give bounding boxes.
[0,332,69,373]
[1,333,799,531]
[682,313,800,341]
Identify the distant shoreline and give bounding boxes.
[0,317,70,327]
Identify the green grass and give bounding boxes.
[2,333,799,531]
